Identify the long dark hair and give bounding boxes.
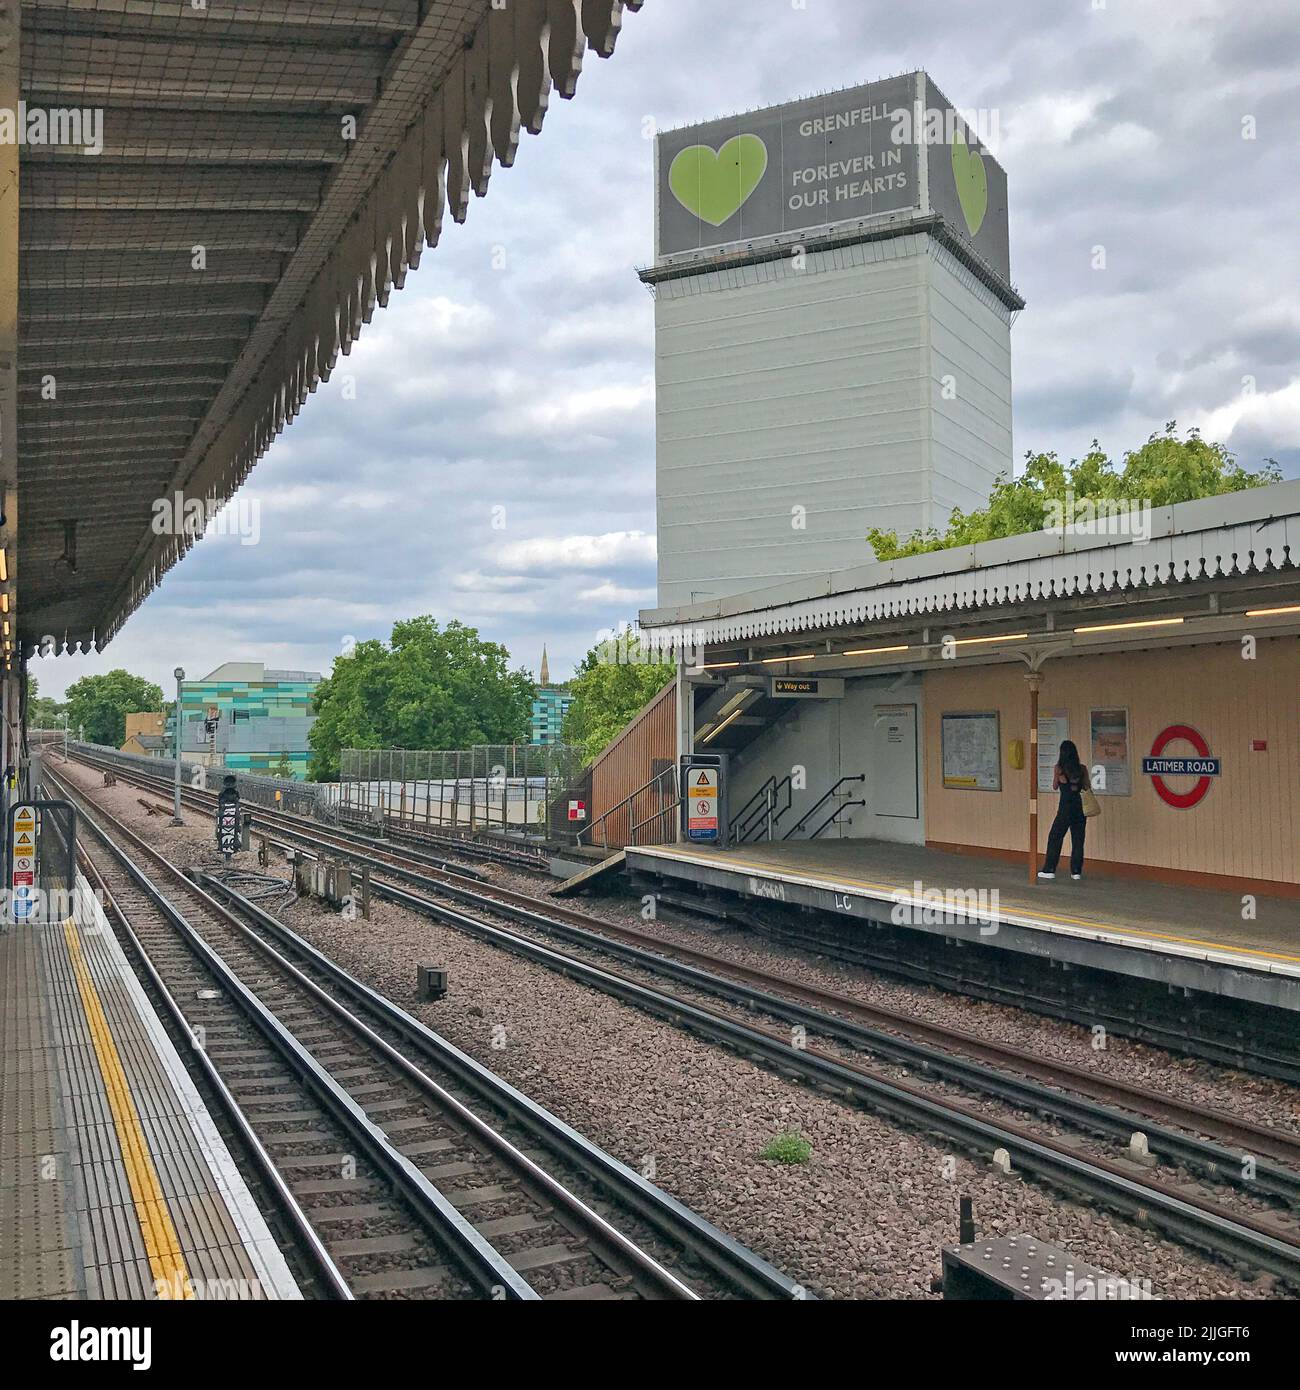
[1058,739,1083,780]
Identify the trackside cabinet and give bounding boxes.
[679,753,729,848]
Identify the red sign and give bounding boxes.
[567,800,586,822]
[1143,725,1219,809]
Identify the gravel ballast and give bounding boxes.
[55,762,1294,1300]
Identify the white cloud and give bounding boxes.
[35,0,1300,704]
[1194,378,1300,447]
[509,379,655,438]
[996,91,1100,160]
[576,581,658,605]
[493,530,657,573]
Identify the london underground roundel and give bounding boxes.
[1141,725,1221,809]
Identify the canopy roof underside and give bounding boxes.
[15,0,640,653]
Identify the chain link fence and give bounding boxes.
[56,740,585,841]
[339,744,585,835]
[63,742,332,819]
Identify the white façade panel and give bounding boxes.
[655,246,937,605]
[658,385,930,450]
[924,245,1014,521]
[654,233,1015,606]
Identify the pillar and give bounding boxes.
[1026,671,1043,882]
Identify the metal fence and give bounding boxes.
[54,740,586,839]
[339,744,584,834]
[63,742,332,819]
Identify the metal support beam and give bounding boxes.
[1026,671,1042,884]
[0,0,19,689]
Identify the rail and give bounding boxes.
[49,762,797,1300]
[728,775,792,844]
[781,774,866,841]
[367,866,1300,1285]
[62,741,329,818]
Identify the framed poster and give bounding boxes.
[1037,712,1069,794]
[941,711,1001,791]
[1089,707,1131,796]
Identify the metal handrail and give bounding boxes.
[730,774,793,844]
[728,777,774,839]
[629,800,678,841]
[581,764,679,851]
[782,774,866,840]
[802,799,866,841]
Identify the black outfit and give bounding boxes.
[1043,766,1086,876]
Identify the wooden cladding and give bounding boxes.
[588,680,678,849]
[923,639,1299,887]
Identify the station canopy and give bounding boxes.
[12,0,641,656]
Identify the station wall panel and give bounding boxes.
[922,640,1299,889]
[727,673,925,846]
[588,679,678,848]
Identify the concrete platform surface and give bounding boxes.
[626,839,1300,1008]
[0,877,300,1300]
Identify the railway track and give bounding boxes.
[57,755,1295,1137]
[44,763,802,1301]
[56,751,1300,1283]
[342,812,550,873]
[98,756,1300,1179]
[359,876,1300,1279]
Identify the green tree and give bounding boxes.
[562,636,675,761]
[307,617,534,780]
[28,696,64,729]
[867,425,1281,561]
[63,670,165,747]
[26,677,64,730]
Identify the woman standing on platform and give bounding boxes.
[1038,739,1091,881]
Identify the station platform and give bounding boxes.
[624,839,1300,1013]
[0,877,300,1300]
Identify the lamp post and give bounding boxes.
[171,667,185,826]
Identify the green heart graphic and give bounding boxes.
[950,131,987,237]
[669,134,768,227]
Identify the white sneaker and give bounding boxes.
[1071,873,1082,880]
[1037,871,1055,880]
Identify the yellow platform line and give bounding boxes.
[644,849,1300,966]
[62,916,194,1300]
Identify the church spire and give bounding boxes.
[540,644,550,685]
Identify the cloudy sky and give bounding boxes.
[36,0,1300,702]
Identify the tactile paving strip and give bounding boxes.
[0,921,82,1298]
[0,881,299,1300]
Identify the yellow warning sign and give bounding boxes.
[687,767,719,837]
[14,831,32,847]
